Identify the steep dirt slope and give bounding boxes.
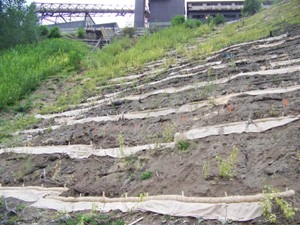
[1,25,300,224]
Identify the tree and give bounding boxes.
[0,0,39,50]
[242,0,262,16]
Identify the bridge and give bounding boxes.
[36,2,135,23]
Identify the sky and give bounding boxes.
[27,0,136,27]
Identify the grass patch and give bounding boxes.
[177,140,190,152]
[140,171,153,180]
[0,114,40,145]
[216,147,239,179]
[49,1,300,113]
[0,38,89,109]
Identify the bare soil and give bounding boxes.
[1,25,300,224]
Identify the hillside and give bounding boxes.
[0,0,300,224]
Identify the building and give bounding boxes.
[47,14,96,34]
[47,17,119,43]
[134,0,185,27]
[134,0,146,27]
[186,0,274,21]
[149,0,185,26]
[186,0,243,21]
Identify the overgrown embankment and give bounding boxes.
[0,39,88,109]
[0,0,300,224]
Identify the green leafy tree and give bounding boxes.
[0,0,39,50]
[242,0,262,16]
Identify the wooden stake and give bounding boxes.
[129,217,143,225]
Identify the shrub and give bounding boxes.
[38,25,49,37]
[213,14,225,25]
[242,0,262,16]
[48,26,61,38]
[123,27,136,37]
[185,19,202,29]
[171,15,185,26]
[206,15,214,24]
[140,171,153,180]
[77,27,86,39]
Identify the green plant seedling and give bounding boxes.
[202,160,211,179]
[177,140,190,151]
[118,133,125,157]
[140,171,153,180]
[260,186,295,223]
[216,147,239,179]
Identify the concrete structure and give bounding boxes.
[186,0,274,21]
[47,14,96,34]
[186,0,243,21]
[47,16,118,42]
[149,0,185,26]
[134,0,146,27]
[134,0,186,27]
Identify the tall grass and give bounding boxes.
[48,0,300,112]
[0,38,88,109]
[185,0,300,59]
[85,24,213,81]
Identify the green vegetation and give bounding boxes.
[38,25,49,38]
[0,0,299,140]
[123,27,136,37]
[243,0,262,16]
[260,186,295,223]
[216,147,239,178]
[37,1,300,114]
[162,124,174,142]
[118,133,125,157]
[0,38,88,109]
[0,115,39,144]
[185,19,202,29]
[202,160,211,179]
[48,26,62,38]
[185,0,300,60]
[140,171,153,180]
[171,15,202,28]
[177,140,190,151]
[59,212,125,225]
[77,27,86,39]
[0,0,38,50]
[213,14,225,25]
[171,15,185,26]
[0,196,4,208]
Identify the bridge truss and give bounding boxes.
[36,3,135,23]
